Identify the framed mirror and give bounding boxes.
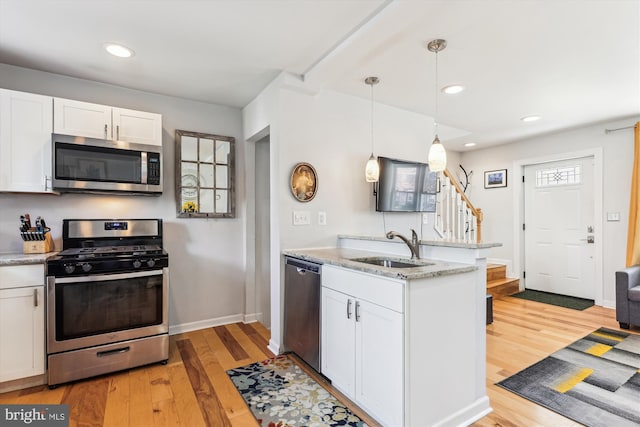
[175,129,235,218]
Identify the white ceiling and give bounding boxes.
[1,0,638,151]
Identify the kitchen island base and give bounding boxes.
[321,263,491,426]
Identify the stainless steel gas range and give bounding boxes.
[45,218,169,387]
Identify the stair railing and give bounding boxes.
[434,169,483,242]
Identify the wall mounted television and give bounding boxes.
[375,156,438,212]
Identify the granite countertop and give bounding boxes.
[0,252,56,266]
[338,234,502,249]
[282,247,477,280]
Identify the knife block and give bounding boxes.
[23,232,54,254]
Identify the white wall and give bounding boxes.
[277,87,460,249]
[243,76,463,351]
[0,63,246,332]
[459,117,639,306]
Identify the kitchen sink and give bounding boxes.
[349,256,434,269]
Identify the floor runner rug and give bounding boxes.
[510,289,594,310]
[227,355,367,427]
[498,328,640,427]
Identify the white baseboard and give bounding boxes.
[243,312,260,324]
[602,298,615,309]
[268,338,280,356]
[169,313,244,335]
[432,397,492,427]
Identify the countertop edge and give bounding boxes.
[283,248,477,280]
[0,253,55,266]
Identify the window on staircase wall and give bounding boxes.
[626,122,640,266]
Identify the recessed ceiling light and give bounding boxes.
[442,85,465,95]
[464,142,476,147]
[104,43,134,58]
[521,115,541,122]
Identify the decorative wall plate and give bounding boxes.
[290,162,318,202]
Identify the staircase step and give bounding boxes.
[487,264,507,282]
[487,277,520,298]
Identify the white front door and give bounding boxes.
[524,157,595,299]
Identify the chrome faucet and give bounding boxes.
[386,229,420,259]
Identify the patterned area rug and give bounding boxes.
[498,328,640,427]
[227,355,367,427]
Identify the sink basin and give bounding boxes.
[350,256,434,269]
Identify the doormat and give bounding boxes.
[226,355,367,427]
[510,289,594,310]
[498,328,640,427]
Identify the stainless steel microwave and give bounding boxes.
[52,133,162,195]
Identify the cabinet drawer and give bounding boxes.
[0,265,44,290]
[322,265,404,312]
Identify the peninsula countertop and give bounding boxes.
[282,247,477,280]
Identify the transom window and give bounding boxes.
[535,165,581,187]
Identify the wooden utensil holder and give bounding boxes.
[23,231,54,254]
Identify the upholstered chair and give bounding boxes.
[615,265,640,329]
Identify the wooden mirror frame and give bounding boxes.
[175,129,236,218]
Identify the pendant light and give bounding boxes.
[427,39,447,172]
[364,76,380,182]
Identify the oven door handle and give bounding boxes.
[52,269,164,284]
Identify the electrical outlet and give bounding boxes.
[422,213,429,224]
[293,211,311,225]
[318,211,327,226]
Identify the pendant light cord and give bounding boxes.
[434,47,439,137]
[370,82,374,154]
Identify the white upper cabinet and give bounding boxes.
[54,98,162,146]
[0,89,54,193]
[53,98,111,140]
[112,107,162,146]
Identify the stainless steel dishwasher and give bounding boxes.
[283,256,321,372]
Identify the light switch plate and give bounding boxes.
[422,213,429,224]
[607,212,621,222]
[293,211,311,225]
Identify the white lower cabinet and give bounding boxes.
[0,265,45,383]
[321,265,404,426]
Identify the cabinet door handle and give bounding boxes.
[116,125,120,140]
[33,289,38,307]
[346,299,352,319]
[355,301,360,322]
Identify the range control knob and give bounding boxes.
[64,264,76,274]
[133,259,142,269]
[81,263,92,273]
[146,259,156,268]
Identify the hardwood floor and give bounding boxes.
[0,322,378,427]
[0,297,631,426]
[474,296,627,427]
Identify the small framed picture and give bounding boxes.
[290,162,318,202]
[484,169,507,188]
